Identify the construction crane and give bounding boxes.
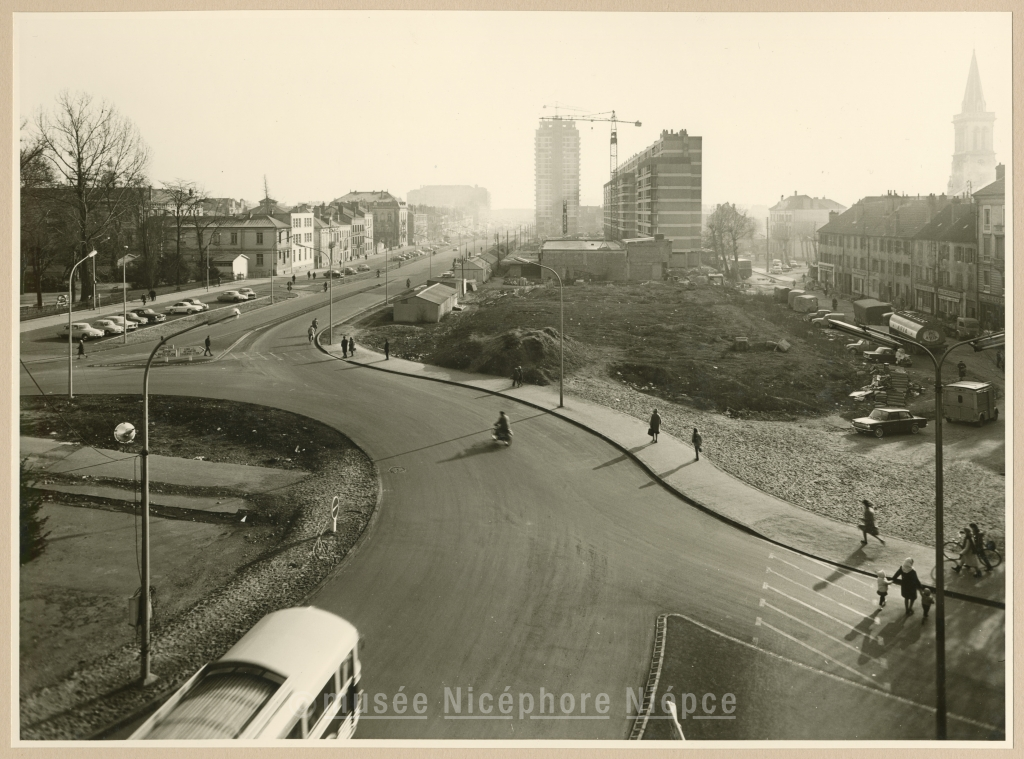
[539,107,642,180]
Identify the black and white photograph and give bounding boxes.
[12,7,1012,746]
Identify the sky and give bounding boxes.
[15,11,1012,212]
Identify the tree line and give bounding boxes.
[20,90,221,306]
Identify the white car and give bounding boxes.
[91,319,124,336]
[237,287,256,300]
[440,271,454,278]
[57,322,105,341]
[166,301,205,315]
[217,290,248,302]
[104,315,138,331]
[357,264,370,272]
[182,298,209,311]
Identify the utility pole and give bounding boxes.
[765,216,770,269]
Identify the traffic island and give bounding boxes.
[18,395,379,740]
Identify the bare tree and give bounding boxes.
[35,91,150,302]
[160,179,206,285]
[704,203,754,280]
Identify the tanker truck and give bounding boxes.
[886,310,946,351]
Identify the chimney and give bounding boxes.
[996,163,1005,181]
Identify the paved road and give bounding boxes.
[19,265,1002,740]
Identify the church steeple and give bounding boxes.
[961,50,987,113]
[947,51,996,197]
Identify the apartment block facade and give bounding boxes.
[603,129,702,268]
[973,166,1005,328]
[768,193,846,263]
[535,118,580,238]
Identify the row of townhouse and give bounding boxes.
[815,164,1006,329]
[174,197,377,279]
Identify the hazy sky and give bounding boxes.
[16,12,1011,211]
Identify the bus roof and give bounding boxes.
[218,607,358,680]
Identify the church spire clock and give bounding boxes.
[947,51,996,197]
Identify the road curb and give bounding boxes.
[313,351,1003,610]
[629,613,669,740]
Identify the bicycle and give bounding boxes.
[934,538,1002,579]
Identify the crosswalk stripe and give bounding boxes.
[758,619,891,690]
[762,600,887,668]
[766,567,877,621]
[769,553,871,600]
[769,548,874,590]
[764,582,882,634]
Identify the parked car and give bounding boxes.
[805,308,831,322]
[812,312,845,327]
[322,270,344,279]
[440,271,454,278]
[237,287,256,300]
[130,307,166,323]
[104,315,138,331]
[846,339,873,354]
[344,267,357,275]
[166,301,204,315]
[864,346,898,364]
[852,407,927,438]
[91,319,124,336]
[57,322,105,341]
[181,297,209,311]
[217,290,248,302]
[357,264,370,272]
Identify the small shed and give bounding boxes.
[394,283,458,324]
[211,254,249,281]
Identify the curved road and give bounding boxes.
[20,261,1001,740]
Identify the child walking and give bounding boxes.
[876,570,889,608]
[920,587,933,620]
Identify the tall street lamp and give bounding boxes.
[327,240,336,336]
[67,249,98,399]
[514,256,564,407]
[120,247,137,345]
[828,318,1004,739]
[128,306,242,686]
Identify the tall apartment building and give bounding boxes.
[604,129,702,268]
[535,118,580,238]
[947,52,997,197]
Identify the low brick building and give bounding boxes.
[393,283,458,323]
[539,237,671,282]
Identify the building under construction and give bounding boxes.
[604,129,703,268]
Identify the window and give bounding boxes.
[984,270,990,285]
[256,232,264,245]
[256,254,264,266]
[903,264,910,276]
[306,233,312,243]
[230,232,238,245]
[984,208,990,229]
[213,233,221,245]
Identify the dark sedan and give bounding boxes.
[852,407,927,438]
[129,307,167,324]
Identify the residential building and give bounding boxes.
[578,206,603,236]
[539,236,671,282]
[973,164,1005,329]
[911,201,978,318]
[768,193,846,264]
[947,51,998,197]
[815,193,951,307]
[535,117,580,238]
[407,185,490,224]
[203,197,249,216]
[604,129,702,268]
[334,191,407,250]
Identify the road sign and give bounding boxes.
[179,346,205,356]
[155,345,176,358]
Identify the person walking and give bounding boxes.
[831,297,839,313]
[891,558,922,615]
[649,409,662,443]
[384,339,390,360]
[859,499,886,546]
[312,318,318,331]
[691,428,703,461]
[307,271,311,279]
[875,570,889,608]
[969,523,993,571]
[203,335,212,357]
[957,360,967,380]
[342,337,349,358]
[920,587,933,621]
[349,338,356,356]
[308,325,315,343]
[149,289,157,303]
[323,281,328,292]
[77,336,86,360]
[406,278,411,288]
[952,527,983,578]
[141,294,147,306]
[291,274,296,284]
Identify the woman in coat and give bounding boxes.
[953,527,983,578]
[648,410,661,443]
[891,557,922,615]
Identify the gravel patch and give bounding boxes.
[566,372,1005,548]
[20,450,377,740]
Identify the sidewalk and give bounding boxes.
[322,340,1004,606]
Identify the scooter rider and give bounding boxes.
[494,411,512,441]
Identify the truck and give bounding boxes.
[943,381,999,425]
[773,286,791,303]
[793,294,819,313]
[786,289,806,309]
[852,298,892,327]
[736,259,752,279]
[886,310,946,351]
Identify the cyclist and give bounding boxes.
[970,523,993,571]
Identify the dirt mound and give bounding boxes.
[434,327,587,385]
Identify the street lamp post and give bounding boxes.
[67,249,98,399]
[515,257,564,407]
[384,247,389,305]
[827,319,1004,739]
[328,240,335,336]
[134,307,241,686]
[121,246,136,345]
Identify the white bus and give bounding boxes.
[130,607,362,740]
